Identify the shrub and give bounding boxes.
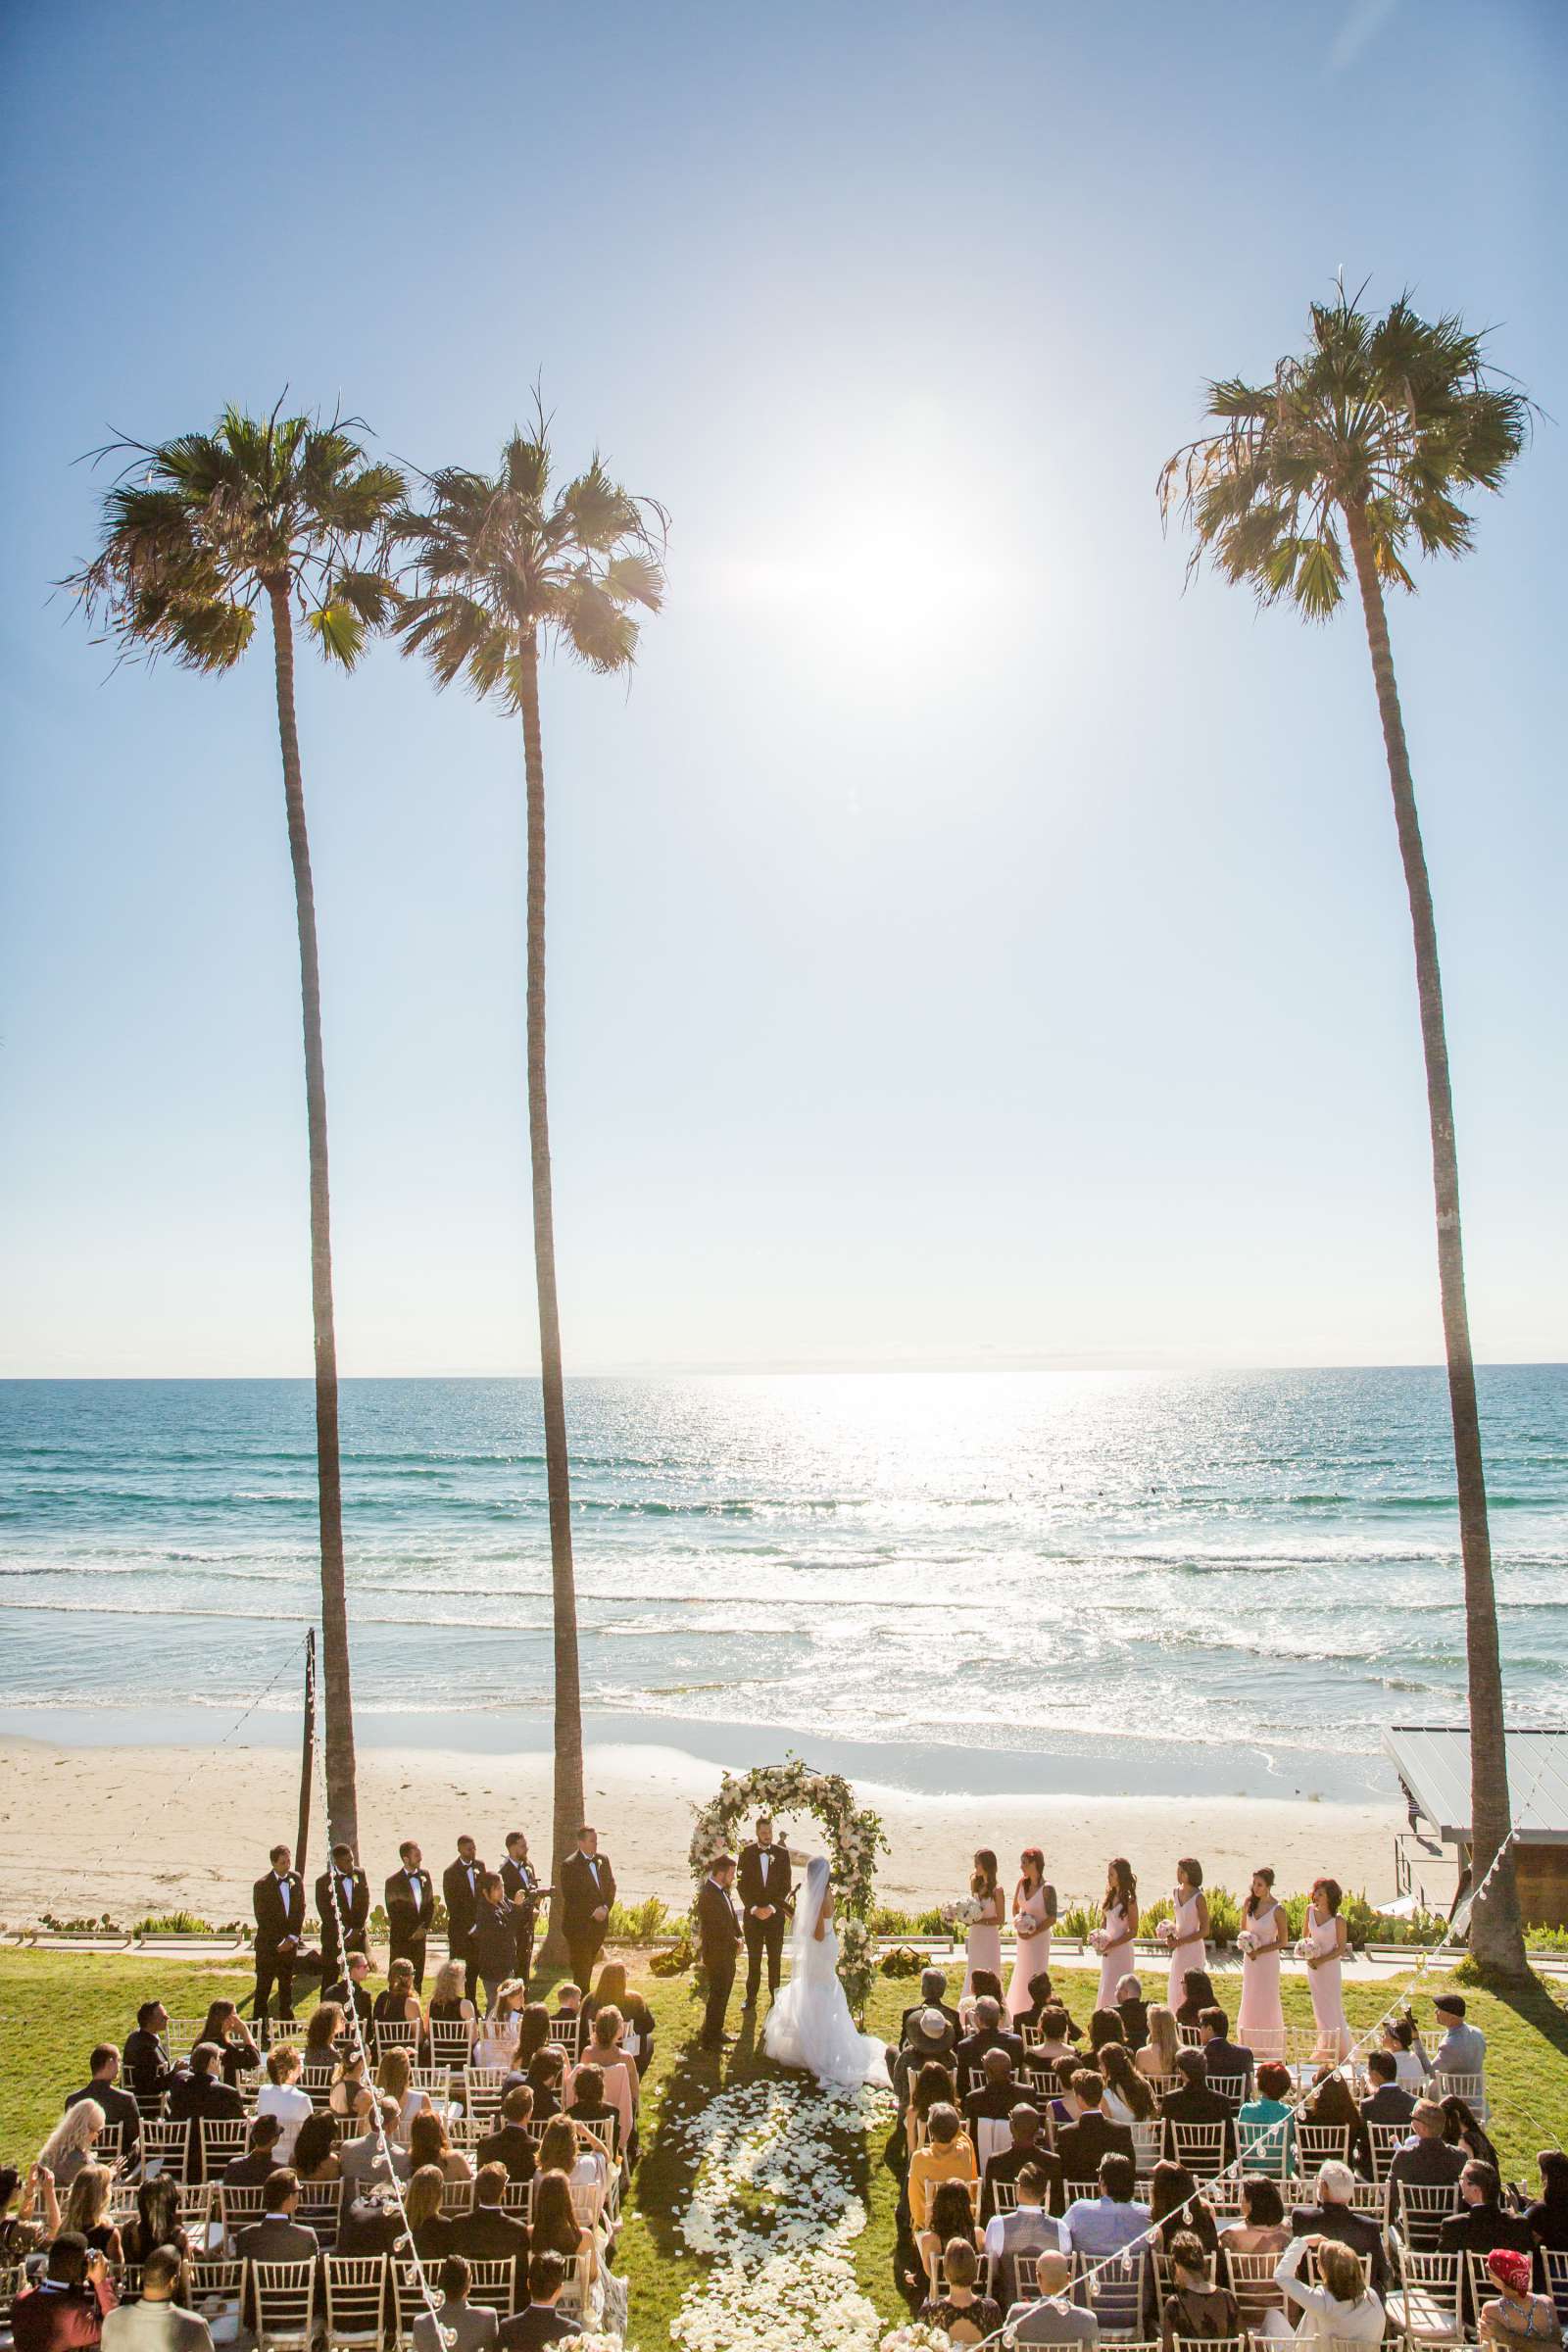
[1059,1902,1100,1940]
[880,1944,927,1978]
[649,1936,693,1978]
[1205,1887,1243,1945]
[607,1895,675,1941]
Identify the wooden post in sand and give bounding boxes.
[297,1629,317,1888]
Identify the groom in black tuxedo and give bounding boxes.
[559,1825,616,1992]
[251,1842,306,2025]
[737,1815,793,2008]
[315,1842,369,1977]
[698,1853,743,2047]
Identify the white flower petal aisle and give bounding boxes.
[667,2074,896,2352]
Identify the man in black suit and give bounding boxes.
[321,1950,374,2032]
[1291,2158,1390,2296]
[1387,2099,1469,2200]
[964,2046,1021,2131]
[251,1842,306,2026]
[386,1838,436,1988]
[1197,2006,1254,2101]
[65,2043,142,2170]
[444,1835,484,1987]
[980,2102,1062,2222]
[453,2161,532,2265]
[235,2170,320,2324]
[1359,2049,1417,2130]
[169,2042,245,2182]
[736,1816,793,2009]
[222,2114,285,2186]
[476,2086,539,2182]
[900,1967,961,2045]
[698,1853,743,2049]
[955,1996,1025,2087]
[498,2253,582,2351]
[559,1826,616,1994]
[1054,2072,1134,2187]
[1159,2048,1237,2166]
[315,1842,369,1978]
[1438,2163,1538,2324]
[123,2000,173,2101]
[501,1831,548,1990]
[1114,1975,1150,2052]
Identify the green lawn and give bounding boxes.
[4,1948,1566,2350]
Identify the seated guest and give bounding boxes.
[956,1996,1024,2081]
[65,2046,142,2173]
[474,1984,529,2072]
[1427,1994,1488,2093]
[119,2177,192,2270]
[537,2119,607,2201]
[1524,2147,1568,2254]
[320,1953,374,2032]
[167,2044,244,2126]
[291,2110,342,2182]
[895,2015,957,2119]
[498,2251,583,2350]
[1476,2248,1558,2349]
[1238,2058,1296,2174]
[1359,2048,1417,2128]
[1087,2008,1125,2058]
[510,2004,558,2079]
[476,2085,539,2181]
[917,2178,984,2285]
[1023,2006,1077,2088]
[336,2180,409,2257]
[1273,2232,1384,2347]
[527,2172,595,2284]
[1290,2158,1388,2296]
[1149,2158,1217,2262]
[563,2062,620,2151]
[192,2001,261,2086]
[453,2161,532,2265]
[1135,2004,1180,2082]
[428,1958,479,2035]
[549,1983,585,2050]
[980,2102,1061,2222]
[123,2004,174,2102]
[1159,2048,1236,2167]
[1387,2098,1468,2197]
[1198,2006,1253,2099]
[1013,2247,1100,2347]
[526,2049,567,2123]
[904,2058,958,2161]
[329,2048,372,2123]
[1055,2071,1133,2185]
[233,2169,320,2311]
[11,2231,118,2352]
[221,2112,285,2186]
[1218,2173,1290,2258]
[339,2096,414,2189]
[1381,2014,1428,2092]
[1176,1969,1216,2030]
[981,2162,1063,2291]
[1440,2093,1501,2175]
[918,2236,1002,2345]
[36,2100,106,2191]
[257,2044,313,2161]
[1100,2042,1155,2126]
[1438,2161,1537,2327]
[1158,2229,1239,2352]
[375,2046,433,2145]
[404,2163,456,2261]
[581,2008,640,2155]
[1114,1975,1150,2053]
[968,1969,1005,2006]
[0,2162,62,2262]
[414,2255,498,2352]
[902,1967,962,2043]
[963,2046,1019,2132]
[303,2003,345,2061]
[907,2104,977,2234]
[100,2240,213,2352]
[373,1958,424,2033]
[62,2167,122,2266]
[1060,2151,1150,2258]
[412,2107,474,2183]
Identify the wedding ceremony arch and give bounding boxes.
[687,1756,888,2016]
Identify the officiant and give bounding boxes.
[738,1814,793,2008]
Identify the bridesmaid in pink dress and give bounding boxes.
[1095,1857,1139,2010]
[1005,1846,1056,2021]
[1304,1874,1351,2060]
[1236,1865,1289,2059]
[962,1849,1005,1997]
[1165,1857,1209,2009]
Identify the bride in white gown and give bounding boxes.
[763,1855,889,2089]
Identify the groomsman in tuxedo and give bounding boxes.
[559,1825,616,1992]
[501,1831,549,1989]
[698,1853,743,2048]
[386,1839,436,1989]
[316,1841,370,1976]
[444,1836,484,1985]
[251,1843,305,2026]
[737,1815,793,2009]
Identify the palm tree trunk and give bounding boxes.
[1343,506,1525,1977]
[266,578,359,1853]
[517,627,586,1966]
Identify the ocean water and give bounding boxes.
[1,1368,1564,1801]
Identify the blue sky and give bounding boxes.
[2,0,1563,1375]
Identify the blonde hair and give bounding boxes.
[387,1959,416,1997]
[590,2004,622,2049]
[1145,2005,1179,2074]
[64,2164,112,2234]
[375,2048,412,2100]
[37,2099,104,2174]
[404,2163,445,2229]
[430,1960,466,2006]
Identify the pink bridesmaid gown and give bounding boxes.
[1305,1908,1351,2059]
[1096,1903,1133,2009]
[1235,1900,1286,2058]
[1006,1884,1052,2020]
[1166,1889,1204,2008]
[963,1893,1004,1995]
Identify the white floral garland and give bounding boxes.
[688,1756,887,2015]
[667,2074,896,2352]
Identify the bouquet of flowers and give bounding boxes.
[941,1897,988,1930]
[1236,1927,1260,1958]
[1088,1925,1109,1955]
[1155,1919,1176,1946]
[1295,1935,1314,1959]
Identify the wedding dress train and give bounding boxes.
[763,1855,889,2090]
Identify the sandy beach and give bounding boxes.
[0,1732,1435,1931]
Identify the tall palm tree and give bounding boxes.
[392,422,665,1953]
[66,403,404,1850]
[1159,289,1532,1976]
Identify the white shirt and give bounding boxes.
[257,2082,314,2160]
[1274,2234,1384,2346]
[407,1874,424,1907]
[985,2205,1064,2261]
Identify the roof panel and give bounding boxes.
[1382,1725,1568,1844]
